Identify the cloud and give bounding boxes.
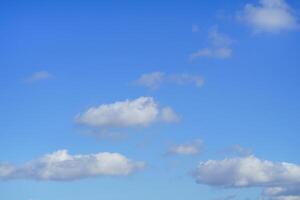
[190,27,233,60]
[25,71,53,83]
[0,150,145,181]
[168,139,202,155]
[193,155,300,187]
[215,194,237,200]
[193,155,300,200]
[238,0,298,33]
[223,145,253,157]
[75,96,179,128]
[135,72,204,89]
[263,186,300,200]
[135,72,165,89]
[192,24,200,32]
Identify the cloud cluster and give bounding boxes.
[0,150,145,181]
[76,97,179,128]
[135,72,204,89]
[193,155,300,200]
[168,139,203,155]
[25,71,53,83]
[190,27,233,60]
[239,0,298,33]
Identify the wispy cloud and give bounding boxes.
[222,145,253,157]
[0,150,144,181]
[190,27,233,60]
[167,139,203,156]
[192,24,200,32]
[238,0,299,33]
[135,72,204,89]
[25,71,53,83]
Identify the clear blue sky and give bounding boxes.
[1,0,300,200]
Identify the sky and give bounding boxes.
[0,0,300,200]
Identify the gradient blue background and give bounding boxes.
[0,0,300,199]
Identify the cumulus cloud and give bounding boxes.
[135,72,204,89]
[0,150,145,181]
[238,0,298,33]
[193,155,300,187]
[25,71,53,83]
[193,155,300,200]
[75,97,179,128]
[190,27,233,60]
[168,139,202,155]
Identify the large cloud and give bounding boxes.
[238,0,298,33]
[193,155,300,200]
[75,96,179,128]
[0,150,145,181]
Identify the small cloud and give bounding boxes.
[192,24,200,32]
[75,97,179,138]
[190,47,232,60]
[189,27,233,60]
[135,72,204,89]
[238,0,299,33]
[25,71,53,83]
[167,139,203,156]
[160,107,180,123]
[222,145,253,157]
[135,72,165,89]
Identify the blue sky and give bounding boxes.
[1,0,300,200]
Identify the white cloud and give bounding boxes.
[263,186,300,200]
[135,72,204,89]
[190,27,233,60]
[76,97,179,128]
[193,155,300,187]
[168,139,202,155]
[25,71,53,83]
[238,0,298,33]
[0,150,145,181]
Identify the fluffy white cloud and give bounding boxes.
[25,71,53,83]
[168,139,202,155]
[190,27,233,60]
[0,150,145,181]
[76,97,179,128]
[135,72,204,89]
[193,155,300,187]
[239,0,298,33]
